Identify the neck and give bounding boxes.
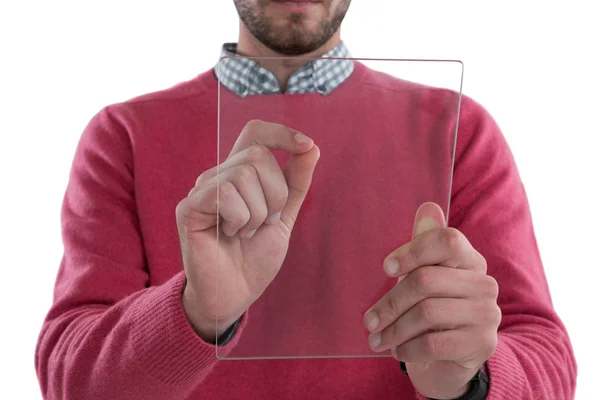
[236,23,341,91]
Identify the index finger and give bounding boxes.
[229,119,314,158]
[363,266,491,334]
[383,228,487,278]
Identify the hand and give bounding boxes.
[363,202,501,399]
[177,120,320,341]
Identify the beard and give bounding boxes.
[233,0,351,55]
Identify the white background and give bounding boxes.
[1,1,598,398]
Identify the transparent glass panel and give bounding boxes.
[215,56,463,359]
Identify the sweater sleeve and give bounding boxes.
[439,95,577,399]
[34,107,244,399]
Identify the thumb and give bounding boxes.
[280,145,321,233]
[397,202,446,283]
[412,202,447,239]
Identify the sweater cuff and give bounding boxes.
[127,271,246,387]
[407,336,527,400]
[484,335,527,399]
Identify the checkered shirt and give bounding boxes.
[215,42,354,97]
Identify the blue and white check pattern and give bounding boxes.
[215,42,354,97]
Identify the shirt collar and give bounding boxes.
[215,41,354,97]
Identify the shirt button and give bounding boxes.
[317,84,327,93]
[238,84,247,94]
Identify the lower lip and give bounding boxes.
[273,1,319,13]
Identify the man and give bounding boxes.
[35,0,576,399]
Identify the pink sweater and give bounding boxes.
[35,62,576,399]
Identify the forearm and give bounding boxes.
[35,272,243,400]
[484,322,576,399]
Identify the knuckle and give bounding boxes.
[410,268,435,296]
[478,252,488,273]
[218,181,235,200]
[486,332,498,357]
[483,275,499,299]
[441,227,464,251]
[175,199,187,220]
[382,294,399,321]
[473,300,502,327]
[476,302,492,323]
[406,240,423,264]
[478,331,498,361]
[236,164,257,184]
[195,169,213,186]
[175,199,193,236]
[246,144,270,162]
[418,299,439,324]
[243,119,263,133]
[491,304,502,326]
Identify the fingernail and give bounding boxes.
[365,311,380,331]
[266,212,281,225]
[384,259,399,275]
[294,133,313,144]
[414,217,440,237]
[369,332,381,349]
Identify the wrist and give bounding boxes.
[437,365,489,400]
[452,366,489,400]
[182,283,234,342]
[432,364,484,399]
[400,362,488,400]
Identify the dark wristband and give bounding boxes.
[399,362,489,400]
[211,316,242,346]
